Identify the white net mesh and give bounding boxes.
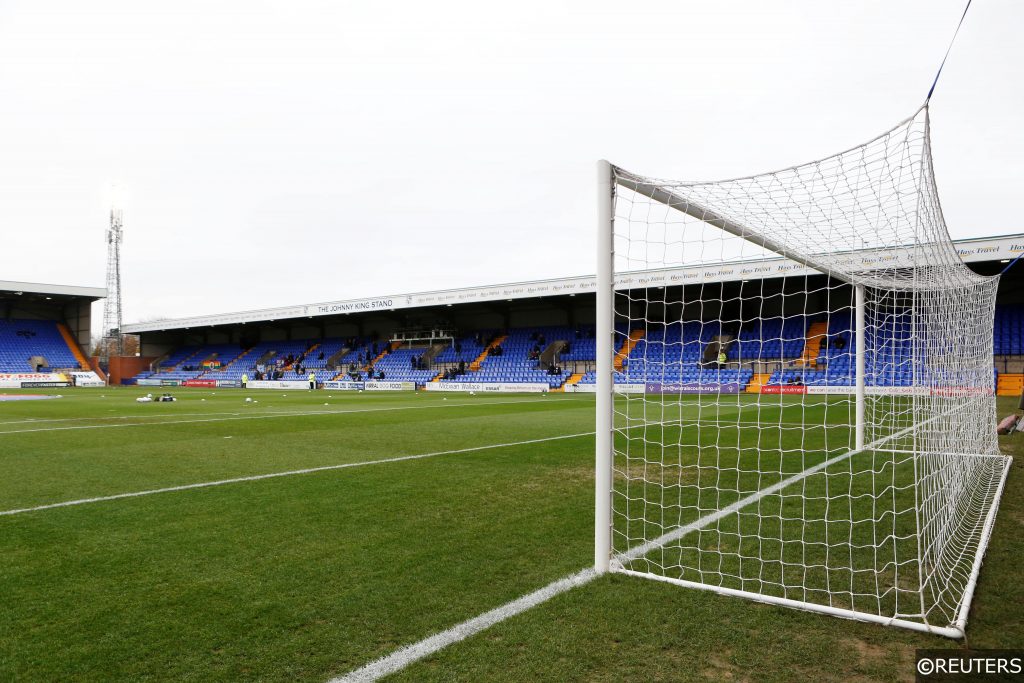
[605,105,1011,636]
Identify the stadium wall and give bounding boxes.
[107,356,158,386]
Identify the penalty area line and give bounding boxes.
[0,431,594,517]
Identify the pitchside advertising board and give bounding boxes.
[69,372,104,387]
[758,385,990,396]
[364,381,415,391]
[137,378,182,387]
[246,380,310,390]
[322,381,364,390]
[646,382,743,394]
[0,373,71,388]
[424,382,549,393]
[318,380,415,391]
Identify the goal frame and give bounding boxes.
[592,158,1011,639]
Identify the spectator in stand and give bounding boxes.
[458,360,466,374]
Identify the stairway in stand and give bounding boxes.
[746,373,771,393]
[57,323,91,370]
[469,335,507,372]
[614,330,645,372]
[285,343,320,370]
[798,321,829,367]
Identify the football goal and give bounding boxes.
[594,104,1012,638]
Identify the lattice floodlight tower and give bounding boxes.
[594,105,1011,638]
[100,201,124,360]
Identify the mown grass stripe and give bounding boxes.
[0,432,595,517]
[0,396,579,436]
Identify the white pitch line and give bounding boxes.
[0,396,580,436]
[0,409,305,426]
[0,431,595,517]
[329,568,599,683]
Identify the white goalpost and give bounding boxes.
[595,104,1012,638]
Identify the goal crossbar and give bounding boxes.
[613,167,851,286]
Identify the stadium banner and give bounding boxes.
[323,381,365,390]
[364,381,415,391]
[182,379,218,388]
[160,379,181,387]
[247,380,310,390]
[0,372,70,388]
[564,383,645,394]
[646,382,742,394]
[760,385,808,395]
[136,378,164,386]
[424,382,549,393]
[20,380,72,388]
[217,380,241,388]
[70,371,105,387]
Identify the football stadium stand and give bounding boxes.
[0,319,90,373]
[370,347,440,384]
[123,305,1024,393]
[436,327,573,388]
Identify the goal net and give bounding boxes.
[595,105,1011,638]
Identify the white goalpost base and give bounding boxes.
[595,105,1011,637]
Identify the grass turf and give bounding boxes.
[0,387,1019,681]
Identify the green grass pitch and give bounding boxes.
[0,387,1020,681]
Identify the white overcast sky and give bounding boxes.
[0,0,1021,324]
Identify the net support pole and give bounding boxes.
[595,159,614,574]
[855,284,866,450]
